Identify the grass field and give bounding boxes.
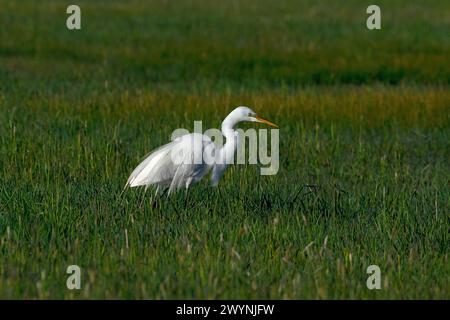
[0,0,449,299]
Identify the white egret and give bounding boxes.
[125,106,278,194]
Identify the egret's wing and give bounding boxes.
[126,134,215,193]
[125,141,178,188]
[167,138,214,193]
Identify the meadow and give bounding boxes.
[0,0,449,299]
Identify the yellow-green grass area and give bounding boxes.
[0,0,449,299]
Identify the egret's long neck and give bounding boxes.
[218,116,239,165]
[210,112,242,186]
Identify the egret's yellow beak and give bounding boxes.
[255,115,278,128]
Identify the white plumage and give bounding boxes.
[126,133,214,193]
[125,106,278,195]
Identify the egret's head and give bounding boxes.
[230,106,278,128]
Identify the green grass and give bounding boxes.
[0,0,449,299]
